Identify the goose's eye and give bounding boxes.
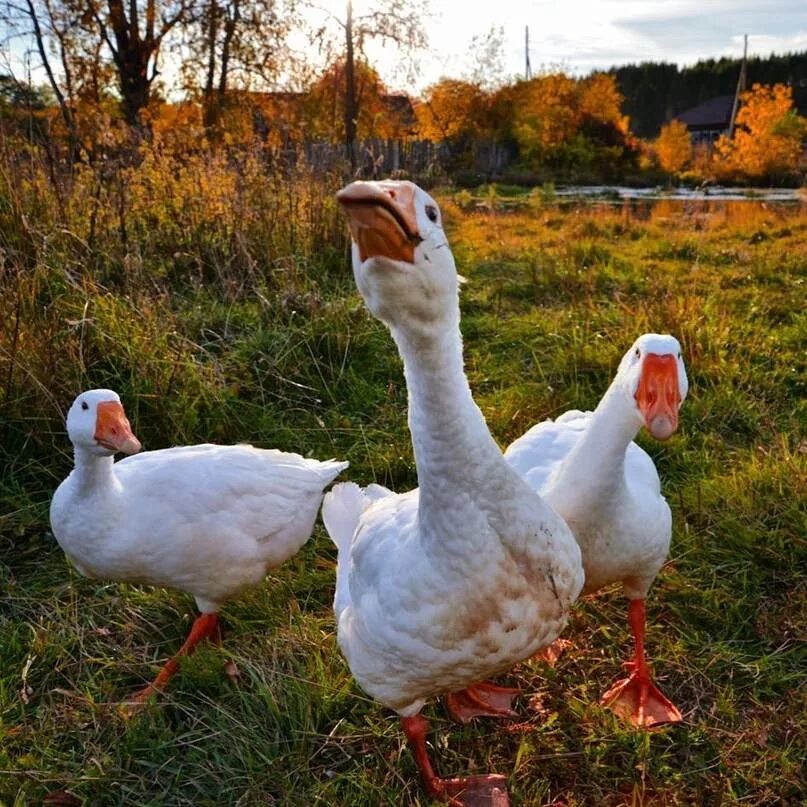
[635,348,641,358]
[677,352,681,359]
[425,205,438,223]
[81,401,89,411]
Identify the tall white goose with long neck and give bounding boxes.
[505,333,689,727]
[323,180,583,806]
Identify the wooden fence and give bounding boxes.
[267,138,515,180]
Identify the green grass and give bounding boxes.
[1,168,805,806]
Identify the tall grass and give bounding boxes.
[1,149,805,806]
[0,139,374,528]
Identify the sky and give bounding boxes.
[3,0,806,96]
[356,0,807,92]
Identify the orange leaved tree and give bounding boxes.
[505,72,636,177]
[416,79,489,141]
[715,83,805,181]
[305,59,395,142]
[656,120,692,176]
[510,73,579,161]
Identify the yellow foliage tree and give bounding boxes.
[656,120,692,175]
[504,72,635,174]
[512,74,579,156]
[416,79,489,141]
[305,60,395,142]
[715,83,805,179]
[579,73,629,134]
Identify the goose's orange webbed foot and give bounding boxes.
[401,714,510,806]
[445,681,521,723]
[600,599,682,728]
[600,661,682,728]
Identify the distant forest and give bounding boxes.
[611,51,807,137]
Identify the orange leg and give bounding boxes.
[445,681,521,723]
[401,714,509,806]
[600,599,682,728]
[121,612,221,711]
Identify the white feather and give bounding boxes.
[329,181,584,717]
[505,334,686,599]
[51,413,348,613]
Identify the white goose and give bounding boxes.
[50,389,347,705]
[323,180,584,805]
[505,334,688,727]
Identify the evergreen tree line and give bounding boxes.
[611,51,807,138]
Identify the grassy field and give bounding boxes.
[1,164,805,806]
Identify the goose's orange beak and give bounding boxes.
[635,354,680,440]
[95,401,141,455]
[337,181,421,263]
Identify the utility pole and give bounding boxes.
[728,34,748,138]
[525,25,532,80]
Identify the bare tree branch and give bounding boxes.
[23,0,79,149]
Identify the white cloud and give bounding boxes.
[365,0,807,92]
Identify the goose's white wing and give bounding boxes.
[118,445,344,551]
[57,444,347,609]
[504,411,590,492]
[505,413,660,496]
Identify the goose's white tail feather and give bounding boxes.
[364,482,394,502]
[317,459,351,485]
[555,409,590,424]
[322,482,365,617]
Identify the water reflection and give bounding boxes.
[553,186,803,202]
[552,196,805,230]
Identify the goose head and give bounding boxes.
[616,334,688,440]
[66,389,142,456]
[337,180,457,340]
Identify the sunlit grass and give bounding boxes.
[1,164,805,805]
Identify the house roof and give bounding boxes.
[675,95,734,129]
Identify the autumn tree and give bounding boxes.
[305,58,390,142]
[576,72,634,162]
[502,71,636,177]
[180,0,301,129]
[510,73,579,160]
[1,0,194,132]
[416,79,488,142]
[413,25,508,150]
[313,0,427,167]
[715,83,805,180]
[579,73,629,134]
[97,0,195,127]
[656,120,691,176]
[508,74,622,164]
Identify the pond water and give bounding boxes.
[549,195,806,228]
[462,185,806,226]
[554,185,804,202]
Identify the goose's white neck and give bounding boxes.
[389,315,512,517]
[548,378,642,512]
[71,447,116,493]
